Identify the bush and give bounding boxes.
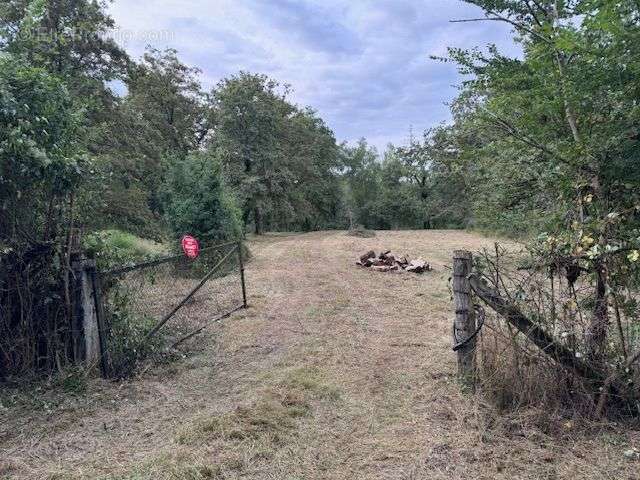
[165,152,242,245]
[102,282,166,377]
[0,55,85,378]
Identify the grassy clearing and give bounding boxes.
[2,231,640,479]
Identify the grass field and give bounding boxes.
[1,231,639,479]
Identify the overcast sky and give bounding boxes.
[107,0,521,151]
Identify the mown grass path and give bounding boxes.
[1,231,638,479]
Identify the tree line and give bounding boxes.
[1,0,468,255]
[3,0,639,387]
[0,0,465,377]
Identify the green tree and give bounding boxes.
[444,0,640,367]
[0,0,129,119]
[394,127,471,229]
[122,48,211,158]
[340,139,382,229]
[164,152,241,244]
[376,145,423,229]
[276,107,343,231]
[0,55,84,243]
[211,73,344,234]
[0,54,86,375]
[211,72,294,234]
[82,48,213,236]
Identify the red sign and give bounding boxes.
[181,235,200,259]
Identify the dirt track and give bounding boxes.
[1,231,638,479]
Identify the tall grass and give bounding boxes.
[84,229,168,270]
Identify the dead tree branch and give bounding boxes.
[469,273,601,383]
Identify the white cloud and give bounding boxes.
[107,0,520,151]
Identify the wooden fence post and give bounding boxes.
[237,240,248,308]
[72,257,103,372]
[453,250,476,389]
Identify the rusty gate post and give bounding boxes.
[453,250,476,390]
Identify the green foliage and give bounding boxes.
[212,72,343,233]
[340,139,383,229]
[164,152,242,245]
[0,0,129,133]
[125,48,211,158]
[339,134,470,231]
[103,283,165,377]
[0,54,84,239]
[446,1,640,240]
[0,0,128,81]
[83,47,212,234]
[442,0,640,410]
[83,229,168,270]
[211,72,292,234]
[77,169,163,239]
[0,54,87,377]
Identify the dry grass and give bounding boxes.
[1,230,639,479]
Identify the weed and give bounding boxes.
[55,368,88,395]
[84,229,167,271]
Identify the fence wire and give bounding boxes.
[97,242,246,376]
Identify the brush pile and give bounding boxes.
[345,225,376,238]
[356,250,432,274]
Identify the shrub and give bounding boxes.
[102,283,165,377]
[0,55,85,378]
[165,152,242,245]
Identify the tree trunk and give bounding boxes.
[588,263,609,363]
[254,206,262,235]
[242,209,250,232]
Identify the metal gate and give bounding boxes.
[96,240,247,377]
